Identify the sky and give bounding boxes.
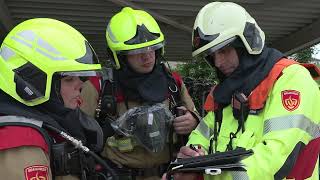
[312,44,320,60]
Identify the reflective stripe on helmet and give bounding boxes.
[11,36,32,48]
[36,48,66,60]
[0,46,15,61]
[11,30,67,61]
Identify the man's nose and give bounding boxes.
[141,51,153,60]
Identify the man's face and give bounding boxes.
[209,46,239,76]
[60,76,84,109]
[127,50,156,74]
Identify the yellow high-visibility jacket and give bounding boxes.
[188,60,320,180]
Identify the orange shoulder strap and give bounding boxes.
[203,86,218,112]
[249,58,297,110]
[202,58,306,112]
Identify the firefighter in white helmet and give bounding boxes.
[168,2,320,180]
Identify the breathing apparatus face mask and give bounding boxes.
[111,103,174,153]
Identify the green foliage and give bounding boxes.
[175,60,217,82]
[174,60,217,116]
[174,45,320,114]
[291,46,317,63]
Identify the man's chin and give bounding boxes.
[139,68,153,74]
[65,102,79,110]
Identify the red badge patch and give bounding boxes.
[281,90,300,111]
[24,165,49,180]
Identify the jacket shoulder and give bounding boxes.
[0,125,49,153]
[171,71,183,89]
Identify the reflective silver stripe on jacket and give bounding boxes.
[196,119,214,140]
[264,114,320,138]
[0,115,43,127]
[231,171,249,180]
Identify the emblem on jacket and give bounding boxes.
[281,90,300,111]
[24,165,48,180]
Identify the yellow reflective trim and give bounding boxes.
[264,114,320,138]
[107,136,135,152]
[107,136,118,147]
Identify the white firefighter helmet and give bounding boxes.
[192,2,265,61]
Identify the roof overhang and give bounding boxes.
[1,0,320,62]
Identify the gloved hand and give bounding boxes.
[173,106,198,134]
[162,146,205,180]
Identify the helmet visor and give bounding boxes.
[75,41,100,65]
[124,24,160,45]
[118,42,164,55]
[58,70,102,82]
[193,36,237,65]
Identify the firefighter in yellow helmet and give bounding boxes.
[97,7,200,179]
[170,2,320,180]
[0,18,112,179]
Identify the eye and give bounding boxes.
[217,45,232,55]
[63,76,75,82]
[79,76,88,82]
[219,48,227,54]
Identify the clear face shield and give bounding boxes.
[58,70,103,82]
[111,103,174,153]
[194,37,237,69]
[75,40,100,65]
[51,70,102,109]
[118,42,164,56]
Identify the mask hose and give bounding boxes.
[43,123,118,180]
